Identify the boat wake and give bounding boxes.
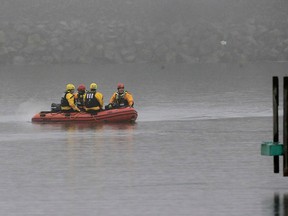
[0,100,48,123]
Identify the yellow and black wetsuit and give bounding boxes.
[109,91,134,108]
[60,91,80,112]
[84,90,104,113]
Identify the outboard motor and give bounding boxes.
[51,103,61,112]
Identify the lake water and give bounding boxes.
[0,63,288,216]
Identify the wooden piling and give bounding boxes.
[273,77,279,173]
[284,194,288,215]
[274,193,280,215]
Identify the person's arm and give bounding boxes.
[96,93,104,109]
[74,93,78,99]
[125,93,134,107]
[67,93,80,111]
[109,93,116,104]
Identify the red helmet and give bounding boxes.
[117,83,124,89]
[77,84,86,92]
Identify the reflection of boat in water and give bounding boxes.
[31,107,138,123]
[38,121,137,131]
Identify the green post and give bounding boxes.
[273,76,279,173]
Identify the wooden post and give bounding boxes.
[284,194,288,216]
[282,193,288,215]
[283,77,288,176]
[273,77,279,173]
[274,193,280,216]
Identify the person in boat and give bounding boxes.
[84,82,104,114]
[106,83,134,109]
[74,84,86,111]
[60,83,81,112]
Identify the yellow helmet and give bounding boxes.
[66,83,75,91]
[90,83,97,90]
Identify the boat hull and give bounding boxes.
[31,107,138,123]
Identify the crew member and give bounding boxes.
[84,83,104,114]
[75,84,86,111]
[60,83,80,112]
[107,83,134,109]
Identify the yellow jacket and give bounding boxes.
[109,91,134,107]
[84,91,104,111]
[61,92,80,111]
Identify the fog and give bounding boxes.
[0,0,287,64]
[0,0,277,23]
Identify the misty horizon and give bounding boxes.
[0,0,287,65]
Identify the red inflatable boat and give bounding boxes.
[31,107,138,123]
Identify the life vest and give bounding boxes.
[76,92,85,107]
[61,92,72,107]
[115,91,128,107]
[85,91,101,108]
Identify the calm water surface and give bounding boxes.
[0,63,288,215]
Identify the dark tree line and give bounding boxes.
[0,0,287,64]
